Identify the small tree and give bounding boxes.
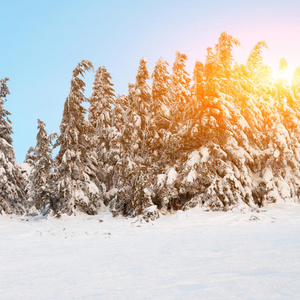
[29,119,53,215]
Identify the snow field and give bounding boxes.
[1,205,300,299]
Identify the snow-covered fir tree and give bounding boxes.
[27,119,53,215]
[152,57,172,118]
[23,146,36,168]
[193,60,205,104]
[0,77,25,214]
[54,60,103,215]
[88,66,115,190]
[170,51,191,122]
[109,58,161,220]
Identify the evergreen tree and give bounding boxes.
[28,119,53,215]
[89,66,115,130]
[274,58,291,102]
[88,66,115,190]
[171,51,191,121]
[131,57,153,157]
[193,61,205,103]
[152,58,171,107]
[215,31,240,72]
[110,58,160,220]
[135,57,152,109]
[0,77,25,214]
[23,146,36,168]
[246,41,272,96]
[213,32,241,98]
[246,41,268,70]
[54,60,102,215]
[151,57,174,130]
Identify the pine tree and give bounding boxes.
[274,58,291,102]
[151,57,174,129]
[0,77,25,214]
[246,41,272,96]
[106,94,128,189]
[171,51,191,120]
[88,66,115,190]
[89,66,115,130]
[246,41,268,70]
[23,146,36,168]
[193,61,205,103]
[215,31,240,72]
[109,58,160,220]
[152,58,171,106]
[213,32,241,98]
[54,60,103,215]
[151,57,178,159]
[28,119,53,215]
[131,57,153,157]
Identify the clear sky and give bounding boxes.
[1,0,300,162]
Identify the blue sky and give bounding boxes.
[1,0,300,162]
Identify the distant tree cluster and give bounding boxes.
[2,32,300,220]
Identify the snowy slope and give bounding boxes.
[1,205,300,299]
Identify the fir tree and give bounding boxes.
[203,47,220,98]
[193,61,205,103]
[88,66,115,190]
[246,41,268,70]
[28,119,53,215]
[89,66,115,130]
[24,146,36,168]
[275,58,291,102]
[171,51,191,120]
[0,77,25,214]
[54,60,103,215]
[151,57,173,130]
[246,41,272,96]
[213,32,241,98]
[215,31,240,72]
[152,58,171,106]
[110,58,160,220]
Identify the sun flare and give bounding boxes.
[272,66,294,83]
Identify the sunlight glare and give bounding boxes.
[272,64,294,84]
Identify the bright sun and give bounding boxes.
[272,66,294,84]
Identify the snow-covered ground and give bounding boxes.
[1,205,300,299]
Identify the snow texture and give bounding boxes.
[1,205,300,299]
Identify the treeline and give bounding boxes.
[1,32,300,220]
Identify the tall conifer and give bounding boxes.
[54,60,102,215]
[0,77,25,214]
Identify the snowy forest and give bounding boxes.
[1,32,300,221]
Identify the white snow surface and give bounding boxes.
[1,205,300,299]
